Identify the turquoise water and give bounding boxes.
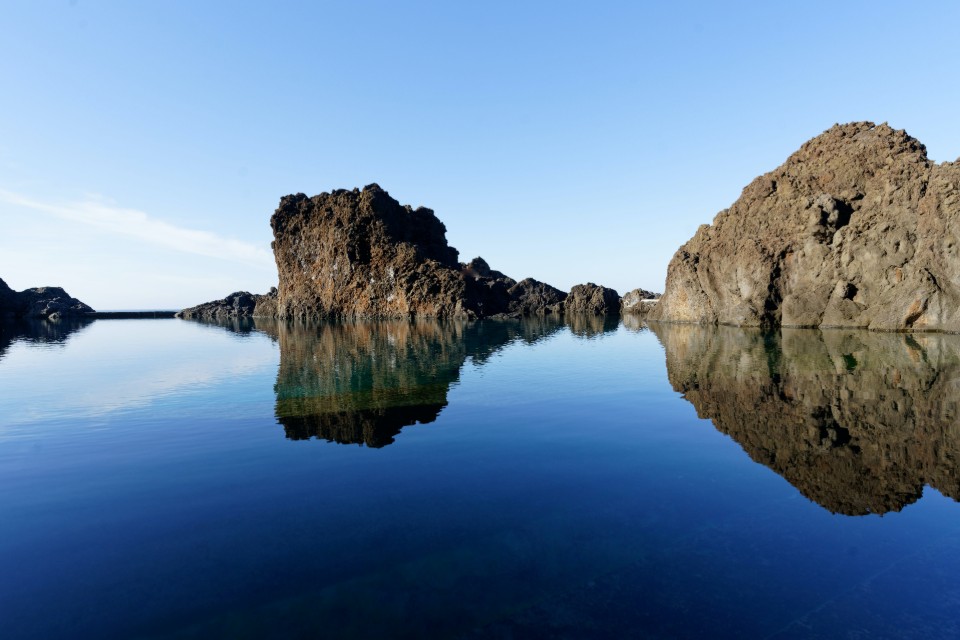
[1,317,959,639]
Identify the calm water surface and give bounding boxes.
[1,316,959,639]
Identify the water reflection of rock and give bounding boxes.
[0,318,94,360]
[652,324,960,516]
[271,318,564,447]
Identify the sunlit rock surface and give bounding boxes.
[654,323,960,515]
[270,185,566,320]
[651,122,960,330]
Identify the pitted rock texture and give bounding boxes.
[176,288,278,320]
[650,122,960,330]
[564,283,620,315]
[0,277,94,319]
[269,184,563,319]
[654,323,960,516]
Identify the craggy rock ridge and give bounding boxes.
[654,323,960,515]
[651,122,960,331]
[269,184,612,319]
[0,277,94,320]
[175,288,278,320]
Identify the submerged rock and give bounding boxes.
[0,277,94,319]
[651,122,960,331]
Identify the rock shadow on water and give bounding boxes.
[651,322,960,515]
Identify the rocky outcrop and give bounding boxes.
[654,323,960,515]
[621,287,659,315]
[651,122,960,331]
[176,288,278,320]
[269,184,568,320]
[564,283,620,315]
[0,277,94,320]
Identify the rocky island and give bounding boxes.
[651,122,960,331]
[180,184,657,321]
[0,277,94,320]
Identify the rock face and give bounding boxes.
[175,288,278,320]
[564,283,620,315]
[654,323,960,515]
[269,184,569,319]
[0,277,94,319]
[651,122,960,331]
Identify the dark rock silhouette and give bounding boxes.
[176,288,278,320]
[653,323,960,515]
[652,122,960,331]
[0,277,93,320]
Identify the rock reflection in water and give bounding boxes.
[652,323,960,516]
[270,318,564,447]
[0,317,94,360]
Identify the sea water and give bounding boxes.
[1,317,959,639]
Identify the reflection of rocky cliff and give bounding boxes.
[273,318,563,447]
[653,323,960,515]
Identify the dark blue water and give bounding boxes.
[1,317,959,639]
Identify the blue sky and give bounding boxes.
[2,1,959,310]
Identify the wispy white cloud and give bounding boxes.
[0,189,275,269]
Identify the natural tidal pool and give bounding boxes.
[2,316,960,639]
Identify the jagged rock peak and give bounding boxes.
[268,185,567,320]
[650,122,960,331]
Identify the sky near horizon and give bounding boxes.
[2,1,959,310]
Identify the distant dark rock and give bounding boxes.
[176,288,278,320]
[564,283,620,315]
[0,277,94,319]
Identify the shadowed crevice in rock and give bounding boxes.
[652,322,960,515]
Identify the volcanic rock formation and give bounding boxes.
[175,288,278,320]
[564,283,620,315]
[654,323,960,515]
[651,122,960,331]
[269,184,577,319]
[0,277,94,319]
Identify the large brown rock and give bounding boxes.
[564,283,620,315]
[651,122,960,330]
[269,184,564,319]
